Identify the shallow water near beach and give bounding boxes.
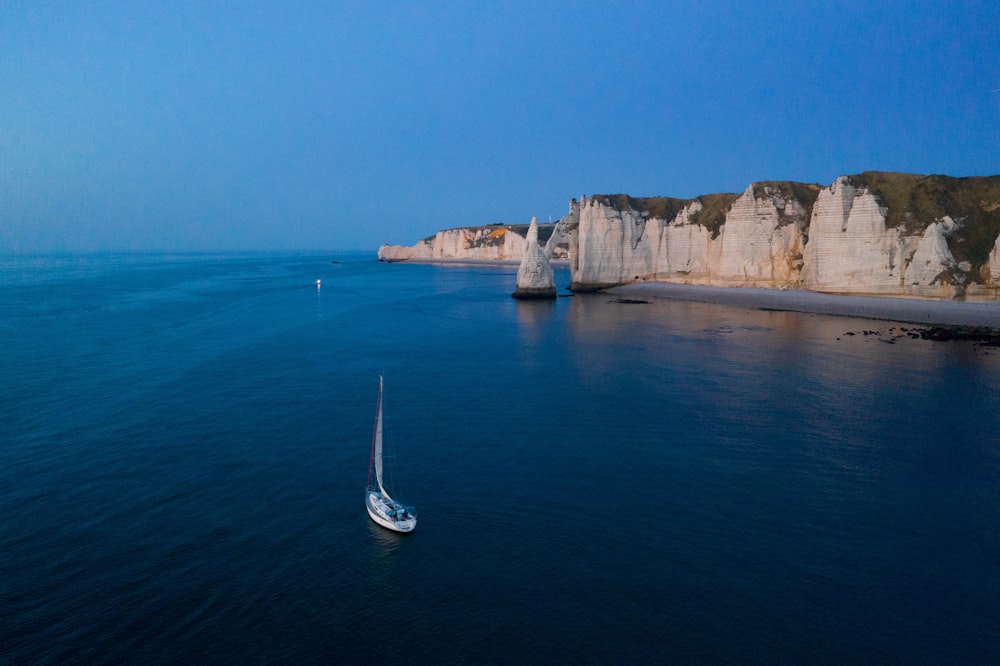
[2,252,999,663]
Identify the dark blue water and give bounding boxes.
[2,252,999,663]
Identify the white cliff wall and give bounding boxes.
[564,177,998,299]
[800,176,909,294]
[377,240,424,262]
[991,235,1000,286]
[570,186,808,289]
[711,185,807,287]
[900,217,963,298]
[572,196,661,287]
[799,177,966,297]
[379,226,528,262]
[659,202,714,280]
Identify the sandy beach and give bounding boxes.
[610,282,1000,328]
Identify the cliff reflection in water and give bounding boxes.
[561,291,999,404]
[514,298,556,343]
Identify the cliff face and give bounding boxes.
[564,172,1000,299]
[378,223,568,262]
[377,171,1000,300]
[991,235,1000,286]
[378,225,528,262]
[565,185,813,291]
[798,177,964,297]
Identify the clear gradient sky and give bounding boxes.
[2,1,999,252]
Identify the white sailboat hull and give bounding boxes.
[365,376,416,533]
[366,490,416,533]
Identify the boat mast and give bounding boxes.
[367,375,383,490]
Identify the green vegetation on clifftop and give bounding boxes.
[753,181,821,222]
[688,193,740,239]
[751,181,822,206]
[421,223,556,247]
[847,172,1000,279]
[592,192,742,240]
[591,194,691,221]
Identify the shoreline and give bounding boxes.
[610,282,1000,328]
[379,257,1000,328]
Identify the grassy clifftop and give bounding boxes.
[591,192,740,240]
[590,194,692,221]
[688,193,741,239]
[593,183,820,239]
[847,171,1000,275]
[421,223,557,247]
[752,181,822,205]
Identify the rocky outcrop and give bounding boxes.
[989,234,1000,287]
[512,218,556,299]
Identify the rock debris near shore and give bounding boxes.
[839,324,1000,346]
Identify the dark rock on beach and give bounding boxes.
[840,324,1000,347]
[918,325,1000,346]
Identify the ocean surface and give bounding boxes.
[2,252,999,664]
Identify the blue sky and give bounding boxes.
[2,1,999,252]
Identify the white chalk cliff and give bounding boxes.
[798,177,963,297]
[378,172,1000,301]
[560,173,1000,300]
[379,225,530,262]
[989,233,1000,287]
[513,217,556,299]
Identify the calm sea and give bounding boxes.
[2,252,998,664]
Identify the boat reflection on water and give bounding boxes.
[367,519,405,556]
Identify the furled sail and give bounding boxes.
[373,376,389,499]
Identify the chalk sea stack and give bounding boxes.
[512,217,556,299]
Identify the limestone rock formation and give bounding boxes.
[379,171,1000,301]
[800,176,907,294]
[990,234,1000,287]
[556,172,1000,300]
[512,217,556,299]
[378,225,528,262]
[378,222,569,263]
[565,184,815,291]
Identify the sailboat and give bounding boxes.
[365,375,417,533]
